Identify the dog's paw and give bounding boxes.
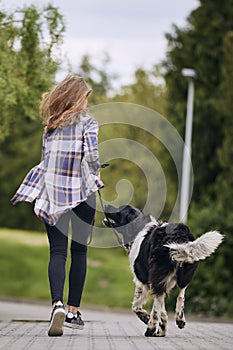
[176,318,186,329]
[145,327,165,337]
[145,327,156,337]
[135,311,150,325]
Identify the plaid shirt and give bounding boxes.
[11,114,104,225]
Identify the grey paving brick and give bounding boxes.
[0,301,232,350]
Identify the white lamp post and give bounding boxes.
[180,68,196,222]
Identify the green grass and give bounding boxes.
[0,228,135,308]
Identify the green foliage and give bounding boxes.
[98,121,177,220]
[164,0,233,203]
[72,53,116,103]
[163,0,233,318]
[0,3,65,229]
[92,65,175,220]
[0,117,44,230]
[112,66,167,116]
[214,31,233,212]
[0,2,65,140]
[187,202,233,317]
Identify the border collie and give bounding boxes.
[103,204,223,337]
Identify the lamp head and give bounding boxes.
[181,68,197,79]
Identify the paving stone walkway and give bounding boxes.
[0,300,232,350]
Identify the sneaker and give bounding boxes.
[64,311,84,330]
[48,301,66,337]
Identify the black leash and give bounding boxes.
[97,163,129,252]
[97,189,129,252]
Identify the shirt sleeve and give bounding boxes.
[83,118,101,175]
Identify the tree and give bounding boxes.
[163,0,233,316]
[113,66,167,115]
[214,31,233,211]
[109,66,176,219]
[0,3,65,229]
[0,3,64,141]
[163,0,233,204]
[72,53,116,104]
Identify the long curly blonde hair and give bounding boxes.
[40,75,92,131]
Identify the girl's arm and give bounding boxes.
[83,118,101,175]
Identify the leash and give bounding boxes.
[97,189,128,251]
[91,163,129,252]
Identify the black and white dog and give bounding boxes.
[104,204,223,337]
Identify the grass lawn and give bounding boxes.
[0,228,135,309]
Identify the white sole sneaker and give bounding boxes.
[64,321,84,330]
[48,308,66,337]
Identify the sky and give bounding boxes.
[4,0,199,87]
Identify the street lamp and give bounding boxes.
[180,68,196,223]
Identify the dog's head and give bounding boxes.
[103,204,151,245]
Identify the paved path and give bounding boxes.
[0,300,232,350]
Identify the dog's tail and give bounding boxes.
[164,231,223,264]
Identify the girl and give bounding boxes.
[11,76,104,336]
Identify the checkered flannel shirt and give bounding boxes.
[11,115,104,225]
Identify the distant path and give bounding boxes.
[0,300,232,350]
